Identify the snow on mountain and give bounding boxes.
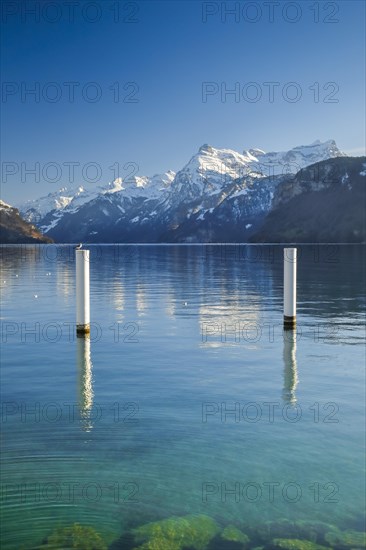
[18,184,104,224]
[14,139,346,242]
[168,144,265,205]
[19,170,176,225]
[169,139,345,205]
[0,199,12,210]
[112,170,176,200]
[243,139,345,177]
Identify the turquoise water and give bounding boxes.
[0,245,365,549]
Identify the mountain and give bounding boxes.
[15,139,347,243]
[0,201,53,244]
[19,171,176,227]
[251,156,366,243]
[28,171,177,243]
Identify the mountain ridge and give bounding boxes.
[17,139,345,225]
[0,201,53,244]
[2,139,361,243]
[251,156,366,243]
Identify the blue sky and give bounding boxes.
[1,0,365,203]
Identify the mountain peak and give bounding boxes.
[199,144,215,154]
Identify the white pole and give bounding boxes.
[284,247,297,328]
[76,249,90,334]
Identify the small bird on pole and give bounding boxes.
[76,243,83,250]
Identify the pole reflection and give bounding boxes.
[282,330,298,404]
[76,334,94,432]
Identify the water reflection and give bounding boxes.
[112,277,125,318]
[282,331,298,404]
[136,282,147,314]
[76,335,94,432]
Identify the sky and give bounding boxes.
[1,0,365,204]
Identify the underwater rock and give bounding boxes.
[267,520,298,539]
[42,523,107,550]
[293,521,337,542]
[324,529,366,549]
[133,534,181,550]
[256,520,301,541]
[256,520,335,543]
[220,525,250,547]
[272,538,330,550]
[132,514,220,550]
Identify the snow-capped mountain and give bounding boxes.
[163,140,344,205]
[15,139,346,242]
[168,144,261,204]
[20,171,176,226]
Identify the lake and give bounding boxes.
[0,244,365,549]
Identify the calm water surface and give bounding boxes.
[0,245,365,549]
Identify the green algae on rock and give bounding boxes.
[132,514,220,550]
[272,538,330,550]
[133,534,181,550]
[257,520,335,543]
[220,525,250,546]
[293,521,337,543]
[42,523,107,550]
[324,529,366,549]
